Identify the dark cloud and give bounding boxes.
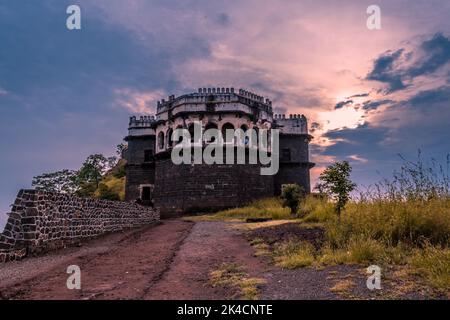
[362,99,394,110]
[408,86,450,107]
[366,33,450,93]
[334,100,353,109]
[407,33,450,78]
[346,93,369,99]
[366,49,406,92]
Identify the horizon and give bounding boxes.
[1,0,450,228]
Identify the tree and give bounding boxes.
[318,161,357,219]
[281,184,304,216]
[77,154,109,189]
[97,183,120,201]
[32,170,79,194]
[116,143,127,157]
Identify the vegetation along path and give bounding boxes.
[0,218,446,300]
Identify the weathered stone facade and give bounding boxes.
[0,189,159,262]
[153,150,274,216]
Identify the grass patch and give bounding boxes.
[273,240,315,269]
[330,279,356,294]
[410,245,450,290]
[210,263,266,300]
[215,198,291,220]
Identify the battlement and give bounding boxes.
[273,114,308,134]
[273,114,307,121]
[129,115,156,128]
[155,87,273,114]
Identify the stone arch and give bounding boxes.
[166,128,174,148]
[205,122,219,143]
[158,131,165,150]
[221,122,235,144]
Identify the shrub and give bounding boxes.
[281,184,304,216]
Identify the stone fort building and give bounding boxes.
[124,87,314,217]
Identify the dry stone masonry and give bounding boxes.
[0,189,159,262]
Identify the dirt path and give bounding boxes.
[0,219,268,300]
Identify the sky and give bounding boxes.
[1,0,450,228]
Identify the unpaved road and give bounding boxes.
[0,219,268,300]
[0,219,441,300]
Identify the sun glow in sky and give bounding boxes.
[318,104,366,132]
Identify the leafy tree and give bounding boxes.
[318,161,357,219]
[116,143,127,157]
[77,154,109,189]
[32,170,79,194]
[281,184,304,216]
[97,183,120,201]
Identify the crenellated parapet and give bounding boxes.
[128,116,157,137]
[273,113,308,135]
[155,87,273,115]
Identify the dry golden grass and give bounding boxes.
[330,279,356,293]
[210,263,266,300]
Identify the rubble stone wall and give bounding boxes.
[0,189,159,262]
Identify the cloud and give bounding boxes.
[348,154,369,163]
[361,99,394,110]
[406,33,450,78]
[408,86,450,107]
[335,100,353,109]
[115,88,165,114]
[366,33,450,93]
[366,49,406,92]
[346,93,369,99]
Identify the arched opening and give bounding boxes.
[238,124,250,146]
[166,128,174,148]
[158,131,165,150]
[221,123,235,144]
[205,122,219,143]
[175,125,183,144]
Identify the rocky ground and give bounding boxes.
[0,219,445,300]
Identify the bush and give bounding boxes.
[281,184,304,216]
[97,183,120,201]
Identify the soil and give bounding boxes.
[0,219,446,300]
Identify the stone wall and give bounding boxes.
[0,189,159,262]
[153,150,274,217]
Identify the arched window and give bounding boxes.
[221,123,235,144]
[167,128,173,148]
[205,122,219,143]
[175,125,183,144]
[158,131,165,150]
[188,123,196,143]
[240,125,249,146]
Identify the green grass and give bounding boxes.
[410,245,450,290]
[242,194,450,291]
[273,240,315,269]
[215,198,291,220]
